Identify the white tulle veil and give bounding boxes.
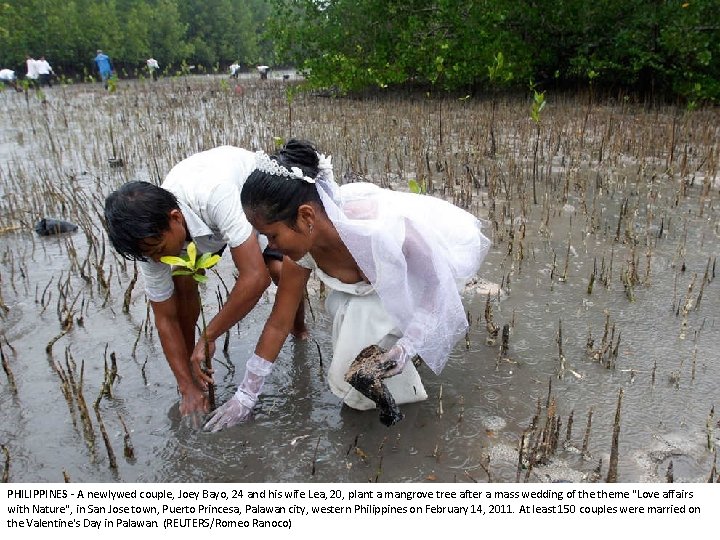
[312,154,490,374]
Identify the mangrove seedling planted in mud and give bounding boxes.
[161,242,220,410]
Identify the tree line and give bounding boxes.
[0,0,272,78]
[269,0,719,104]
[1,0,718,103]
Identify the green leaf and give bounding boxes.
[192,274,209,284]
[171,269,195,277]
[160,255,192,268]
[197,253,221,270]
[186,242,197,268]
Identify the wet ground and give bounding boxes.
[0,75,718,483]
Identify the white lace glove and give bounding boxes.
[379,340,415,379]
[204,354,274,432]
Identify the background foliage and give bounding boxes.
[268,0,720,102]
[0,0,717,102]
[0,0,272,77]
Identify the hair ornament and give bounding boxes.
[313,152,340,204]
[254,150,316,184]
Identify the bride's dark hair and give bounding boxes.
[241,139,325,227]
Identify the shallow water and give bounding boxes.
[0,77,718,483]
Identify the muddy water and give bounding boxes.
[0,77,718,483]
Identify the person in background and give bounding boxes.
[94,50,113,89]
[37,56,54,87]
[146,57,159,81]
[205,139,490,431]
[25,55,39,88]
[256,65,269,80]
[103,146,307,426]
[0,69,21,91]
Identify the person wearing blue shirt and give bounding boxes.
[94,50,113,89]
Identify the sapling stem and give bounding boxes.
[606,389,623,483]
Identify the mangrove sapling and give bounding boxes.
[122,262,138,314]
[160,241,221,410]
[437,384,444,418]
[565,409,575,446]
[465,310,471,350]
[652,360,657,386]
[587,258,597,294]
[310,436,321,477]
[93,404,118,471]
[484,292,499,345]
[95,348,119,406]
[1,444,8,483]
[52,356,78,430]
[621,264,636,302]
[374,436,389,483]
[432,441,442,463]
[557,319,566,379]
[1,336,15,356]
[614,198,629,244]
[0,280,8,316]
[0,341,17,395]
[549,251,557,286]
[589,459,603,483]
[581,408,594,458]
[499,323,510,360]
[694,258,711,310]
[46,321,73,354]
[118,413,135,461]
[67,357,96,452]
[486,52,513,159]
[559,228,572,283]
[524,429,540,482]
[347,434,367,462]
[679,273,697,340]
[39,276,54,310]
[141,357,148,386]
[707,407,715,452]
[708,450,717,483]
[476,454,493,483]
[643,248,653,285]
[516,430,528,482]
[606,388,624,483]
[131,324,143,358]
[530,86,547,206]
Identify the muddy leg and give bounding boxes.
[173,274,200,358]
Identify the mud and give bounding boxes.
[0,75,718,483]
[345,345,404,427]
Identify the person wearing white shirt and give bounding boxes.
[37,56,54,87]
[103,146,307,424]
[0,68,20,91]
[146,58,159,80]
[25,55,39,87]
